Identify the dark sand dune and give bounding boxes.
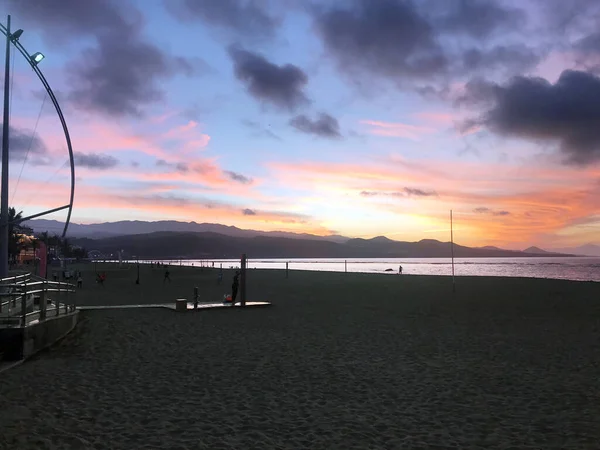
[1,265,599,449]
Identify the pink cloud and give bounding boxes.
[360,120,436,140]
[412,112,454,125]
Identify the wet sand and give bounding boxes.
[1,265,599,449]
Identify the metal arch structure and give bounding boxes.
[0,20,75,238]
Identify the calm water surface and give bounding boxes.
[148,257,600,283]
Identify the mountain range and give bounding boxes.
[22,219,583,259]
[24,219,349,243]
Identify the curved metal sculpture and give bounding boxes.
[0,21,75,238]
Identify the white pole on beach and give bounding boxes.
[450,210,455,293]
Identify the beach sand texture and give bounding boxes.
[1,265,599,449]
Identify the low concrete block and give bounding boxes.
[0,311,79,362]
[175,298,188,312]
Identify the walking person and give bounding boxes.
[164,268,171,284]
[398,265,403,274]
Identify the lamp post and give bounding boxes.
[0,16,76,278]
[0,15,11,278]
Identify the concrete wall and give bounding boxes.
[0,311,79,362]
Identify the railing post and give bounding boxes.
[72,282,76,311]
[65,282,69,313]
[57,280,61,316]
[21,282,27,327]
[40,289,46,321]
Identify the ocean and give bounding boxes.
[155,257,600,283]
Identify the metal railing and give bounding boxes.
[0,272,76,328]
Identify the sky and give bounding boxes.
[1,0,599,249]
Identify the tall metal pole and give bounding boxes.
[0,15,11,278]
[450,210,455,293]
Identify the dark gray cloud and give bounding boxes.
[474,207,510,216]
[312,0,538,86]
[437,0,526,38]
[242,208,257,216]
[11,0,131,44]
[74,152,119,170]
[156,159,189,173]
[290,113,341,139]
[225,171,253,184]
[167,0,278,39]
[461,45,540,73]
[462,70,600,165]
[360,188,438,198]
[313,0,447,81]
[13,0,202,117]
[1,126,51,165]
[3,127,47,157]
[229,46,309,111]
[403,187,438,197]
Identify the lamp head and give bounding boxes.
[31,52,45,64]
[11,29,23,41]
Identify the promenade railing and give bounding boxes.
[0,272,76,328]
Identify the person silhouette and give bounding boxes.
[231,271,240,305]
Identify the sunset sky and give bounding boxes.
[1,0,599,249]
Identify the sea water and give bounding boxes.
[154,257,600,283]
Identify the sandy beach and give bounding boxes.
[1,265,599,449]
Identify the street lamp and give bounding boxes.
[10,29,22,41]
[0,15,76,278]
[30,52,44,64]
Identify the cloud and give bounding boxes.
[228,46,309,111]
[2,126,48,164]
[156,159,189,173]
[404,187,438,197]
[438,0,526,38]
[311,0,536,87]
[290,113,342,139]
[474,207,510,216]
[14,0,200,117]
[167,0,278,39]
[313,0,446,82]
[242,208,257,216]
[225,171,253,184]
[462,70,600,165]
[461,45,541,73]
[74,152,119,170]
[361,120,435,140]
[360,188,438,198]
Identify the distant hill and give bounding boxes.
[24,219,350,243]
[547,243,600,257]
[523,246,550,254]
[69,232,575,259]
